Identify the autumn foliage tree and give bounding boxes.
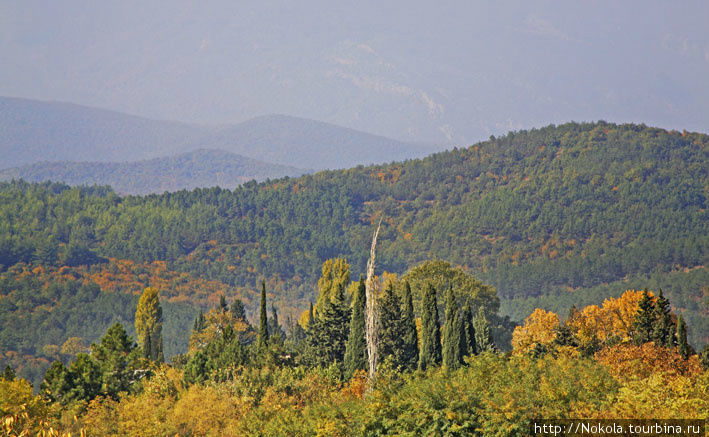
[135,287,164,362]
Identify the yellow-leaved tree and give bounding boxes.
[511,308,560,354]
[135,287,164,362]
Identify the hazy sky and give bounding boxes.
[2,1,708,144]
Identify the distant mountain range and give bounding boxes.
[0,96,444,174]
[0,149,306,195]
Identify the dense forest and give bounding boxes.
[2,267,708,435]
[1,121,708,388]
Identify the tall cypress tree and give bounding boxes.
[442,285,463,370]
[193,309,206,333]
[258,281,269,349]
[461,302,476,356]
[219,294,228,313]
[473,307,495,353]
[401,281,419,371]
[378,282,406,368]
[308,302,315,328]
[700,344,709,370]
[676,315,691,360]
[633,289,655,344]
[269,304,284,341]
[419,283,442,371]
[344,277,368,377]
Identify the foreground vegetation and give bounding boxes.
[2,265,708,436]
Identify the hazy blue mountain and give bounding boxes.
[0,149,307,195]
[1,2,706,143]
[0,96,443,171]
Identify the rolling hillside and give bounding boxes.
[1,121,708,386]
[0,149,307,195]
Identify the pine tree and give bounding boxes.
[401,281,419,370]
[269,304,285,341]
[633,289,655,344]
[419,283,442,371]
[258,281,269,349]
[92,322,141,399]
[442,285,463,370]
[473,307,495,352]
[1,364,15,381]
[652,289,673,347]
[676,315,691,360]
[378,282,406,368]
[344,277,368,377]
[231,298,247,322]
[461,302,476,356]
[135,287,163,362]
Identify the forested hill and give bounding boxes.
[0,149,307,195]
[1,121,708,350]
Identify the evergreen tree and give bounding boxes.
[219,295,228,313]
[633,289,655,344]
[419,283,442,371]
[442,285,463,370]
[652,289,673,347]
[400,281,419,370]
[92,322,141,399]
[1,364,15,381]
[676,315,691,360]
[344,277,368,377]
[65,354,102,403]
[378,282,406,368]
[307,283,350,366]
[473,307,495,352]
[461,302,477,356]
[269,304,285,342]
[193,309,206,333]
[308,301,315,328]
[258,281,269,349]
[135,287,164,362]
[700,344,709,370]
[231,298,247,322]
[41,361,72,403]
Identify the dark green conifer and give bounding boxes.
[401,281,419,370]
[652,289,673,347]
[193,309,206,333]
[461,302,476,356]
[269,304,285,341]
[258,281,269,348]
[307,283,350,366]
[419,283,442,371]
[378,282,406,368]
[230,298,247,322]
[676,315,691,360]
[308,301,315,328]
[344,277,368,377]
[1,365,15,381]
[633,289,655,344]
[700,344,709,370]
[442,285,463,369]
[219,294,228,313]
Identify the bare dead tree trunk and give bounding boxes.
[365,218,382,380]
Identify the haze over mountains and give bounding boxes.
[0,96,444,192]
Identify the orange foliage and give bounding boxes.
[570,290,648,344]
[595,343,703,382]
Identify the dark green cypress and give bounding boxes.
[308,301,315,328]
[700,344,709,370]
[652,289,673,347]
[1,365,15,381]
[378,282,406,368]
[258,281,269,348]
[401,281,419,370]
[633,289,655,344]
[442,285,462,370]
[269,304,284,341]
[418,283,442,371]
[193,309,206,333]
[676,315,691,360]
[461,302,477,356]
[344,277,368,377]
